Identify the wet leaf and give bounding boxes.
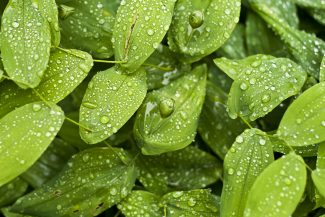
[57,0,119,58]
[79,67,147,144]
[0,178,28,208]
[0,102,64,187]
[244,153,307,217]
[0,48,93,118]
[2,208,33,217]
[134,64,207,155]
[144,44,190,90]
[277,82,325,148]
[21,138,77,188]
[137,146,222,195]
[36,0,60,46]
[311,143,325,198]
[11,148,138,217]
[168,0,241,63]
[161,189,219,216]
[1,0,51,88]
[118,191,162,217]
[198,82,247,159]
[215,55,307,121]
[250,0,325,78]
[320,56,325,82]
[113,0,176,73]
[308,8,325,26]
[221,128,274,217]
[292,0,325,9]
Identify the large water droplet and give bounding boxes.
[33,103,41,112]
[159,98,175,118]
[100,116,109,124]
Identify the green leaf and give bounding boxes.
[21,138,77,188]
[36,0,60,46]
[292,0,325,9]
[308,8,325,26]
[1,0,51,88]
[118,191,162,217]
[134,64,207,155]
[221,128,274,217]
[113,0,176,73]
[2,208,34,217]
[245,11,288,57]
[320,56,325,82]
[250,0,325,78]
[198,82,247,159]
[137,146,222,195]
[168,0,241,63]
[277,82,325,148]
[0,102,64,187]
[57,0,118,58]
[244,153,307,217]
[312,169,325,198]
[217,24,247,59]
[144,44,190,90]
[160,189,219,216]
[11,147,138,217]
[79,67,147,144]
[0,48,93,118]
[0,178,28,208]
[215,55,307,121]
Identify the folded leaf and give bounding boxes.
[11,148,137,217]
[118,191,162,217]
[134,64,207,155]
[161,189,219,217]
[215,55,307,121]
[244,153,306,217]
[0,48,93,118]
[137,146,222,195]
[113,0,176,73]
[79,67,147,144]
[1,0,51,88]
[0,102,64,187]
[168,0,241,63]
[198,82,247,159]
[221,128,274,217]
[57,0,118,58]
[36,0,60,46]
[0,178,28,208]
[277,82,325,148]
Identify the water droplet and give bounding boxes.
[110,188,117,196]
[100,116,109,124]
[240,82,248,90]
[147,29,154,36]
[321,121,325,127]
[189,10,204,29]
[172,191,184,198]
[56,205,62,210]
[235,135,244,143]
[32,104,41,112]
[12,21,19,28]
[187,197,197,207]
[259,138,266,145]
[284,178,291,185]
[82,154,89,162]
[159,98,175,118]
[261,94,271,103]
[82,102,98,109]
[228,168,234,175]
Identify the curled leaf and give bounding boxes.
[134,64,207,155]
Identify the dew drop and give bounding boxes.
[32,103,42,112]
[240,82,248,90]
[187,197,197,207]
[259,138,266,145]
[100,116,109,124]
[235,135,244,143]
[261,94,271,103]
[159,98,175,118]
[12,21,19,28]
[82,102,98,109]
[172,191,183,198]
[147,29,154,36]
[228,168,234,175]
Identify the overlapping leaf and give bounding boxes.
[0,178,28,208]
[198,82,247,159]
[0,48,93,118]
[134,64,206,155]
[320,56,325,82]
[11,148,137,217]
[221,128,274,217]
[215,55,307,121]
[168,0,241,63]
[1,0,51,88]
[312,143,325,198]
[79,67,147,144]
[244,153,307,217]
[137,146,222,195]
[113,0,176,73]
[0,102,64,187]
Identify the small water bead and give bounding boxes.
[259,138,266,145]
[240,82,248,90]
[12,21,19,28]
[172,191,184,198]
[228,168,234,175]
[261,94,271,103]
[100,116,109,124]
[147,29,154,36]
[235,135,244,143]
[187,198,197,207]
[32,103,42,112]
[189,10,204,29]
[110,188,117,196]
[321,121,325,127]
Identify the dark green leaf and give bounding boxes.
[198,82,247,159]
[0,102,64,187]
[11,148,137,217]
[137,146,222,195]
[320,56,325,82]
[0,178,28,208]
[0,48,93,118]
[244,153,306,217]
[118,191,162,217]
[292,0,325,9]
[160,189,219,217]
[113,0,176,73]
[2,208,33,217]
[277,82,325,148]
[134,64,207,155]
[215,55,307,121]
[79,67,147,144]
[1,0,51,88]
[57,0,118,58]
[168,0,241,63]
[221,128,274,217]
[308,8,325,26]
